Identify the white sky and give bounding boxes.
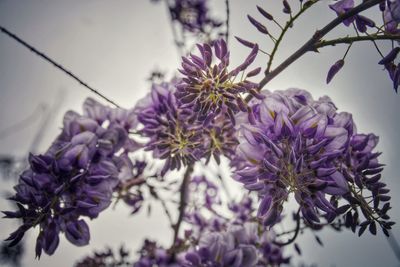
[0,1,399,266]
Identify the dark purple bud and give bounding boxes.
[378,47,400,65]
[65,219,90,246]
[379,2,386,12]
[258,195,272,216]
[257,6,274,20]
[358,222,369,236]
[326,59,345,84]
[262,205,279,226]
[283,0,291,14]
[355,15,375,33]
[246,67,261,77]
[363,167,384,176]
[369,221,377,235]
[247,15,269,34]
[43,222,60,255]
[235,36,256,48]
[35,232,44,259]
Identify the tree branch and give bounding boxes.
[172,164,194,246]
[257,0,385,91]
[0,26,120,108]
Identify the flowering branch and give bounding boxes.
[0,26,120,108]
[265,0,319,74]
[258,0,385,90]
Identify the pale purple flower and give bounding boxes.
[329,0,355,26]
[136,82,203,175]
[233,89,391,231]
[175,39,261,125]
[4,98,140,257]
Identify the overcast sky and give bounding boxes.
[0,1,400,266]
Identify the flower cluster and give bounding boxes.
[168,0,222,33]
[233,89,392,234]
[176,39,262,125]
[3,98,140,257]
[173,174,289,267]
[136,75,239,174]
[185,221,289,267]
[136,82,204,175]
[132,193,290,267]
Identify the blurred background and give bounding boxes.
[0,0,399,266]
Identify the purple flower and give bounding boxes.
[175,39,261,125]
[4,98,140,257]
[136,82,203,175]
[388,0,400,23]
[384,4,399,33]
[136,80,240,174]
[329,0,355,26]
[233,89,391,230]
[184,221,290,266]
[326,59,345,84]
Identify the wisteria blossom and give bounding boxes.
[3,98,140,257]
[176,39,262,125]
[136,76,239,174]
[233,89,392,233]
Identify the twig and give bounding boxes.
[245,0,385,103]
[0,26,120,108]
[265,0,319,75]
[148,184,174,227]
[274,208,301,246]
[315,34,400,49]
[164,0,184,57]
[225,0,230,44]
[172,164,194,246]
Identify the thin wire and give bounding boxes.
[0,26,120,108]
